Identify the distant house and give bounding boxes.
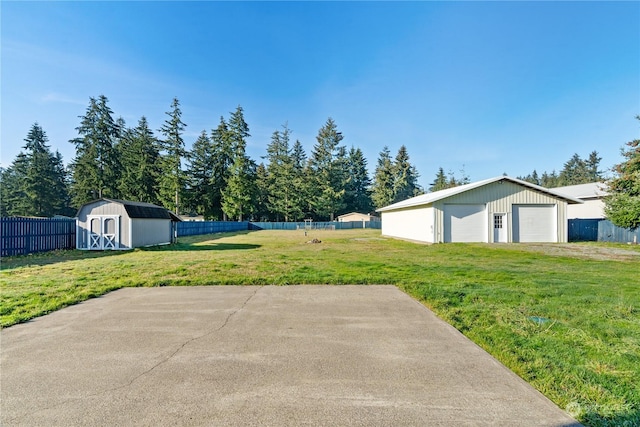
[377,176,582,243]
[76,199,181,250]
[554,182,608,219]
[337,212,380,222]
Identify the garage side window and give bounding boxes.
[494,214,503,229]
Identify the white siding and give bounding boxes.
[567,199,605,219]
[381,206,434,243]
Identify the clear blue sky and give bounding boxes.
[2,1,639,189]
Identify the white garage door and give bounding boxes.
[444,204,487,242]
[513,205,556,242]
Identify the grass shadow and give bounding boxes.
[140,242,261,251]
[0,249,133,270]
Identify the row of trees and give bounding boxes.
[518,151,603,188]
[0,96,423,220]
[2,95,638,229]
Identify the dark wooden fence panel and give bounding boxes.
[568,219,601,242]
[598,220,640,244]
[1,217,76,257]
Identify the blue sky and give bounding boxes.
[2,1,639,189]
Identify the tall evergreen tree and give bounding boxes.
[159,97,187,214]
[429,167,449,192]
[371,146,395,209]
[585,150,603,182]
[210,117,234,220]
[392,145,422,202]
[70,95,121,206]
[265,124,304,221]
[1,124,70,217]
[605,116,640,229]
[221,106,258,221]
[185,130,216,218]
[344,147,373,213]
[254,162,271,221]
[308,118,346,220]
[117,117,161,204]
[559,153,589,186]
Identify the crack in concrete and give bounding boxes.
[11,286,262,422]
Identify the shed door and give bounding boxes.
[87,215,120,250]
[444,204,487,242]
[513,205,556,242]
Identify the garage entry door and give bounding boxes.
[513,205,556,242]
[444,204,487,242]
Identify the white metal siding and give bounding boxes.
[444,204,487,242]
[433,181,568,243]
[381,206,434,243]
[513,205,556,242]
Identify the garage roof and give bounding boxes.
[376,176,583,213]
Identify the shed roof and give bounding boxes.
[376,176,583,213]
[78,199,182,221]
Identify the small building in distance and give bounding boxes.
[554,182,608,219]
[337,212,380,222]
[76,199,181,250]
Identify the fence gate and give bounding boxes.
[87,215,120,250]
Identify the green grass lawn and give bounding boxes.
[2,229,639,427]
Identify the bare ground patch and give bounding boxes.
[502,243,640,261]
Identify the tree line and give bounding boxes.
[2,96,637,229]
[1,95,424,220]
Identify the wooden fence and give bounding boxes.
[598,220,640,244]
[1,218,382,257]
[1,217,76,257]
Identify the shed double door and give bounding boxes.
[88,215,120,250]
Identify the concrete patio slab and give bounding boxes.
[1,286,580,426]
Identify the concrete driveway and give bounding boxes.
[1,286,580,426]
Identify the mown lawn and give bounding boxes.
[2,229,639,426]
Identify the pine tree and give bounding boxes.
[429,167,449,192]
[372,146,395,209]
[117,117,161,204]
[159,97,186,214]
[344,147,373,213]
[210,117,234,220]
[1,124,70,217]
[605,117,640,229]
[586,151,603,182]
[70,95,121,206]
[221,106,258,221]
[559,153,589,186]
[185,130,216,218]
[308,118,346,220]
[392,145,422,203]
[265,124,304,221]
[254,162,271,221]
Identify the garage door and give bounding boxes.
[444,204,487,242]
[513,205,556,242]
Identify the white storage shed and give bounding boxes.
[377,176,582,243]
[76,199,181,250]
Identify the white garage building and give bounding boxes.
[377,176,582,243]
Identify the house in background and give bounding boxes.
[377,176,582,244]
[554,182,607,219]
[76,199,181,250]
[337,212,380,223]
